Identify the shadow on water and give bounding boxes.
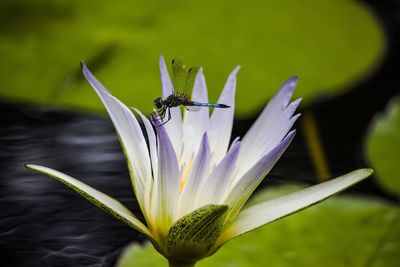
[1,1,400,266]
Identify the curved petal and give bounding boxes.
[152,116,180,235]
[208,66,240,166]
[133,108,157,223]
[237,77,299,176]
[25,164,152,238]
[260,99,301,156]
[159,56,183,155]
[197,140,241,207]
[81,63,152,214]
[223,130,296,225]
[178,133,211,217]
[216,169,373,247]
[181,68,209,164]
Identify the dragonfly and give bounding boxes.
[153,59,230,125]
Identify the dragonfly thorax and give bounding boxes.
[153,97,164,109]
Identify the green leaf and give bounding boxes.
[116,186,399,267]
[0,0,385,115]
[366,97,400,196]
[25,164,152,238]
[166,204,228,262]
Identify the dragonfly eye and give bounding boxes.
[153,97,163,109]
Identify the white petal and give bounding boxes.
[159,55,183,155]
[236,77,300,179]
[152,117,180,234]
[197,140,241,207]
[217,169,373,246]
[223,130,296,224]
[208,66,240,166]
[25,164,152,237]
[133,109,157,223]
[181,68,210,163]
[178,133,211,217]
[82,63,151,214]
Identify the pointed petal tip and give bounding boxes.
[360,168,374,176]
[277,129,296,148]
[286,129,296,140]
[159,55,166,66]
[25,163,46,172]
[24,163,34,169]
[289,98,303,111]
[229,138,242,152]
[285,76,299,88]
[291,113,302,122]
[200,132,211,151]
[81,61,90,76]
[130,107,147,121]
[202,131,209,142]
[231,65,241,76]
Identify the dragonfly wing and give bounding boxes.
[184,66,200,99]
[172,58,187,95]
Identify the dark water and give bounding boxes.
[1,1,400,267]
[0,107,147,267]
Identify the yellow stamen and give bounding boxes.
[179,159,193,192]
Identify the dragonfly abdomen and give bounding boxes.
[189,101,230,108]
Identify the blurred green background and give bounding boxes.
[1,0,399,267]
[0,0,385,115]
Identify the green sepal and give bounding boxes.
[24,164,153,238]
[166,204,228,263]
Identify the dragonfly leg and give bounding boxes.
[161,108,172,125]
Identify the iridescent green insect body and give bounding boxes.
[153,59,230,125]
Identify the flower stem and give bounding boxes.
[168,261,196,267]
[301,109,331,181]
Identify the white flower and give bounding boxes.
[26,56,372,267]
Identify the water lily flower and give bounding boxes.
[26,56,372,267]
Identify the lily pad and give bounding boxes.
[116,186,399,267]
[0,0,385,115]
[366,97,400,196]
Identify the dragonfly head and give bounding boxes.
[153,97,164,109]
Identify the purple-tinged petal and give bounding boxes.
[159,55,183,155]
[242,77,298,144]
[181,68,209,163]
[237,78,300,177]
[258,98,302,156]
[152,115,180,234]
[178,133,211,217]
[216,169,373,247]
[208,66,240,166]
[81,63,151,213]
[197,140,241,207]
[133,108,157,220]
[223,130,296,224]
[269,76,298,111]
